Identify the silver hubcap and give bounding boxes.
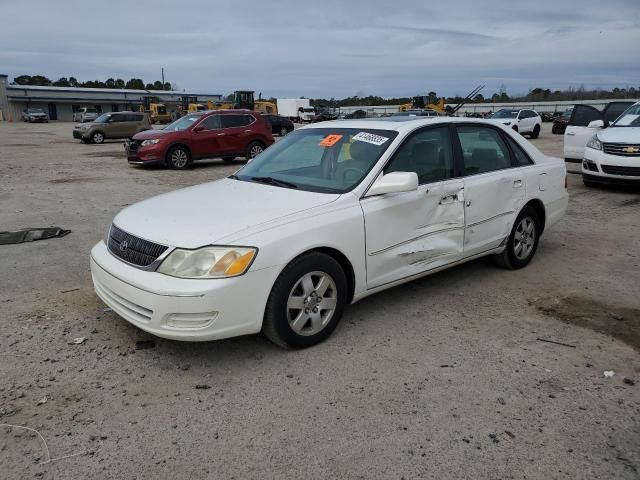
[94,133,103,143]
[172,149,188,167]
[287,271,338,336]
[514,217,536,260]
[280,127,287,136]
[250,145,263,158]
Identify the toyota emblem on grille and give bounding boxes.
[119,240,128,252]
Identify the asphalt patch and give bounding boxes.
[530,296,640,350]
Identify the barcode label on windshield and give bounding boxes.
[352,132,389,146]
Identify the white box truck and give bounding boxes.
[276,99,314,122]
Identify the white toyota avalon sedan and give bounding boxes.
[90,117,568,348]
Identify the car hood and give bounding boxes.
[113,178,341,248]
[597,126,640,143]
[133,129,171,140]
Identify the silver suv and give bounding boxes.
[73,107,99,123]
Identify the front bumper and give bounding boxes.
[90,241,279,341]
[125,142,164,165]
[582,148,640,184]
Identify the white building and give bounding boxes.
[0,74,222,122]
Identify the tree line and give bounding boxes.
[11,74,173,91]
[310,85,640,108]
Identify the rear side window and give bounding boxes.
[457,126,511,175]
[570,106,601,127]
[111,114,127,123]
[201,115,221,130]
[221,114,254,128]
[603,102,634,123]
[505,135,534,166]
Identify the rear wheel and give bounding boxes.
[91,131,105,144]
[166,146,190,169]
[530,124,540,139]
[494,206,540,269]
[279,126,288,136]
[245,141,265,160]
[262,252,347,349]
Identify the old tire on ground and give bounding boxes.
[530,124,540,139]
[245,141,265,160]
[222,156,236,162]
[494,205,541,270]
[91,131,105,144]
[262,252,347,349]
[166,145,190,169]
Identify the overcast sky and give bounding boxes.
[1,0,638,98]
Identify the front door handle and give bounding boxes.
[566,132,576,136]
[217,133,225,136]
[513,179,523,188]
[440,193,458,204]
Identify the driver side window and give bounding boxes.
[384,126,454,184]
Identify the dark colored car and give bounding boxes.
[552,109,572,134]
[263,114,294,136]
[311,111,339,122]
[126,110,274,169]
[21,108,49,123]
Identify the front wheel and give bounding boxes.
[279,126,288,136]
[494,206,540,269]
[245,141,264,160]
[262,252,347,349]
[166,146,190,169]
[91,131,105,144]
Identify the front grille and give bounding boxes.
[601,165,640,177]
[602,143,640,157]
[126,140,140,154]
[107,224,168,267]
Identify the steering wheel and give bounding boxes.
[342,167,366,184]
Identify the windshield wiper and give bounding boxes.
[250,176,298,189]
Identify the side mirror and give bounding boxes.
[367,172,419,197]
[193,125,204,133]
[588,119,605,128]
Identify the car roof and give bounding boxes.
[300,117,509,133]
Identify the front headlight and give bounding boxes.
[586,135,602,151]
[141,139,160,146]
[157,246,257,278]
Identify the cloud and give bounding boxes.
[0,0,638,98]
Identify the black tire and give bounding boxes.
[279,126,288,136]
[166,145,191,169]
[494,206,541,270]
[222,156,236,163]
[245,141,265,160]
[262,252,348,349]
[530,124,540,139]
[91,131,105,144]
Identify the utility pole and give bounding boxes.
[161,67,165,85]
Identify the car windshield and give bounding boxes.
[611,104,640,127]
[235,128,399,193]
[94,113,111,123]
[491,110,518,119]
[164,113,203,131]
[560,110,572,119]
[27,108,45,114]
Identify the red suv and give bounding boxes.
[126,110,274,169]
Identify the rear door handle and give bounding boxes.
[513,179,523,188]
[440,193,458,204]
[566,132,576,136]
[217,133,225,136]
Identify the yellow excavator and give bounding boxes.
[399,86,485,115]
[206,91,278,114]
[139,96,172,123]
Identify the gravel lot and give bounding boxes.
[1,121,639,479]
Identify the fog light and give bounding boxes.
[165,312,218,329]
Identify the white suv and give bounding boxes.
[581,101,640,186]
[73,107,99,123]
[490,109,542,138]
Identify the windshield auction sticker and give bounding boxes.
[319,134,343,147]
[352,132,389,146]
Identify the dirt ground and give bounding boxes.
[0,121,639,480]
